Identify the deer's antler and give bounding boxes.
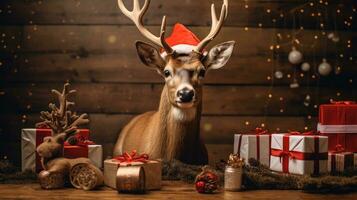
[36,83,89,135]
[194,0,229,53]
[118,0,173,54]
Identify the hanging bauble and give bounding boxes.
[335,66,342,75]
[288,47,303,65]
[303,94,311,107]
[290,79,299,89]
[318,59,332,76]
[301,62,311,72]
[274,70,283,79]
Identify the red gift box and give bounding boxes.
[318,101,357,152]
[35,129,90,172]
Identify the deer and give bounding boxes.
[114,0,235,165]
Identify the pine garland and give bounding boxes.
[1,159,357,193]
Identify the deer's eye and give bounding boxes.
[163,70,171,78]
[198,69,206,78]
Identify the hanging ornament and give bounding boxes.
[288,47,303,65]
[274,70,284,79]
[290,79,300,88]
[335,66,342,75]
[303,94,311,107]
[301,62,311,72]
[318,59,332,76]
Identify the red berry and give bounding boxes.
[195,181,206,193]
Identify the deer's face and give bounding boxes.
[163,54,205,109]
[135,41,235,109]
[36,133,66,159]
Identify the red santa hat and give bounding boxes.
[161,23,203,57]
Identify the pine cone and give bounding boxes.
[195,166,219,194]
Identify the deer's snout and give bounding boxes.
[177,87,195,103]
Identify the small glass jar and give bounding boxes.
[224,165,242,191]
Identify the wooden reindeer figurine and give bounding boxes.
[36,83,103,190]
[114,0,235,165]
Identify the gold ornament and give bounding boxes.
[227,154,244,168]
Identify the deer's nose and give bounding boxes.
[177,88,195,103]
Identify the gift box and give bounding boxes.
[233,128,271,166]
[318,101,357,152]
[21,128,103,172]
[104,152,161,190]
[328,151,354,173]
[270,132,328,175]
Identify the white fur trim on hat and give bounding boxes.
[161,44,196,58]
[160,45,208,58]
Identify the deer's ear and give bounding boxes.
[136,41,166,71]
[55,133,67,144]
[202,41,235,70]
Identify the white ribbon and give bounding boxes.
[317,123,357,133]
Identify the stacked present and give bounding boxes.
[270,131,328,175]
[104,150,162,192]
[318,101,357,173]
[21,83,103,173]
[21,128,103,172]
[234,129,329,175]
[233,128,271,167]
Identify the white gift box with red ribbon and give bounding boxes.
[270,133,328,175]
[233,129,271,166]
[21,128,103,172]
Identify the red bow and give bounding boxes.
[113,150,149,163]
[252,127,269,135]
[331,101,355,105]
[64,134,95,146]
[332,144,345,153]
[277,151,294,162]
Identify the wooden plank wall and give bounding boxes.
[0,0,356,166]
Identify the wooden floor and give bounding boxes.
[0,181,356,200]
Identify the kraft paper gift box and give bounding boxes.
[318,101,357,152]
[21,128,103,172]
[270,132,328,175]
[104,155,162,190]
[233,128,271,166]
[328,151,354,173]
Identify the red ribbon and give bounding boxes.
[331,101,355,105]
[251,127,269,135]
[287,130,316,135]
[271,134,327,174]
[113,150,149,164]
